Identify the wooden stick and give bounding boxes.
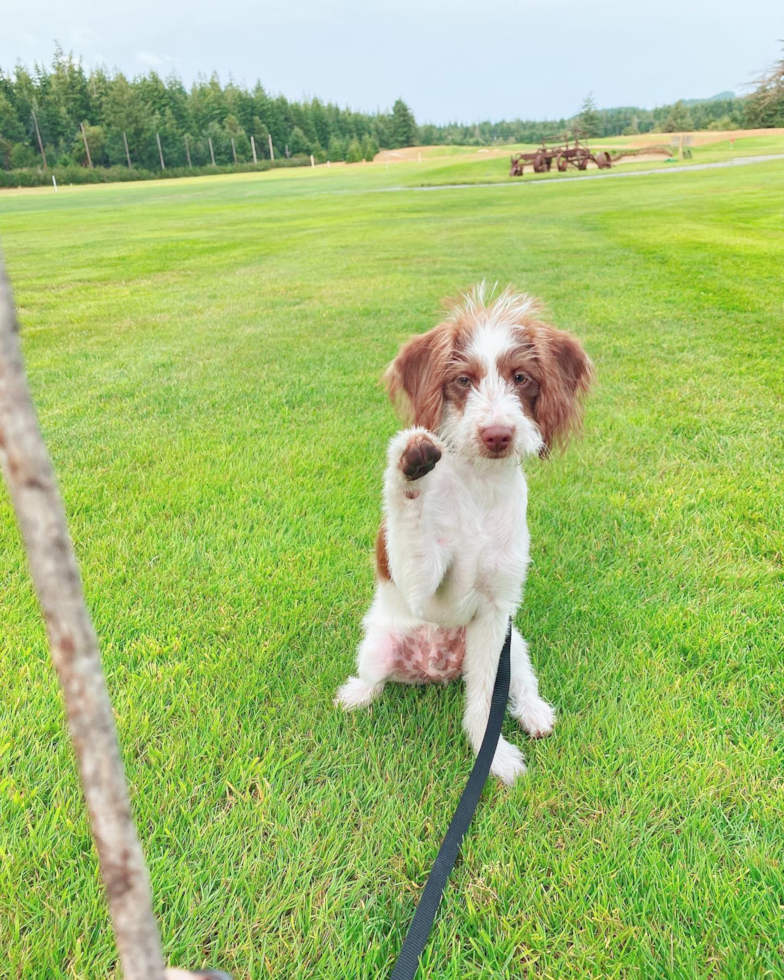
[0,260,168,976]
[0,259,229,980]
[31,107,47,169]
[81,122,94,168]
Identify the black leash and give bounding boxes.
[390,619,512,980]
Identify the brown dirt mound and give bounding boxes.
[613,151,672,164]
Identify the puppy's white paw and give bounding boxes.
[490,736,527,785]
[334,676,383,711]
[515,697,556,739]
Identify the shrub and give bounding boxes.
[0,157,313,189]
[345,138,363,163]
[10,145,39,169]
[361,135,379,161]
[706,116,736,131]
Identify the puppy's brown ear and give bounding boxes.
[384,323,453,431]
[533,326,594,454]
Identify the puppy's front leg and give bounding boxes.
[463,611,526,785]
[509,628,555,739]
[384,427,452,616]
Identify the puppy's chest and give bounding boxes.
[439,500,529,597]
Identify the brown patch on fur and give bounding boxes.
[444,353,486,414]
[512,323,593,454]
[496,340,536,381]
[496,342,542,417]
[384,322,455,430]
[375,519,391,582]
[384,318,476,429]
[388,627,466,683]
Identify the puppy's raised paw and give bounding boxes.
[400,432,442,481]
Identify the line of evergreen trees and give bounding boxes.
[427,91,770,148]
[1,45,782,179]
[0,46,420,173]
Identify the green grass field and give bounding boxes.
[1,150,783,979]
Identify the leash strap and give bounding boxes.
[390,619,512,980]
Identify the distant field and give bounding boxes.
[370,132,784,186]
[377,128,784,160]
[4,131,784,198]
[1,150,783,979]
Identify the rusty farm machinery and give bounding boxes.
[509,133,613,176]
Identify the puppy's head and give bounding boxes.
[385,284,593,461]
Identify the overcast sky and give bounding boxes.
[3,1,782,123]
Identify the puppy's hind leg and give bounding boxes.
[335,620,392,711]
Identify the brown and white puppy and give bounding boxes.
[336,285,592,783]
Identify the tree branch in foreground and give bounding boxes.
[0,257,229,980]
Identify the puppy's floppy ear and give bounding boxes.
[384,323,453,431]
[533,325,594,455]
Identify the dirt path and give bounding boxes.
[378,154,784,193]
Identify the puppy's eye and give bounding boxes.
[514,372,530,386]
[457,376,472,388]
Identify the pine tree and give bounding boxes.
[391,98,417,148]
[345,137,363,162]
[663,100,694,133]
[72,122,104,166]
[100,74,153,167]
[251,118,270,158]
[360,134,378,161]
[577,94,602,138]
[0,91,24,168]
[327,135,345,161]
[288,126,309,155]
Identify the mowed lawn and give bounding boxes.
[0,158,783,980]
